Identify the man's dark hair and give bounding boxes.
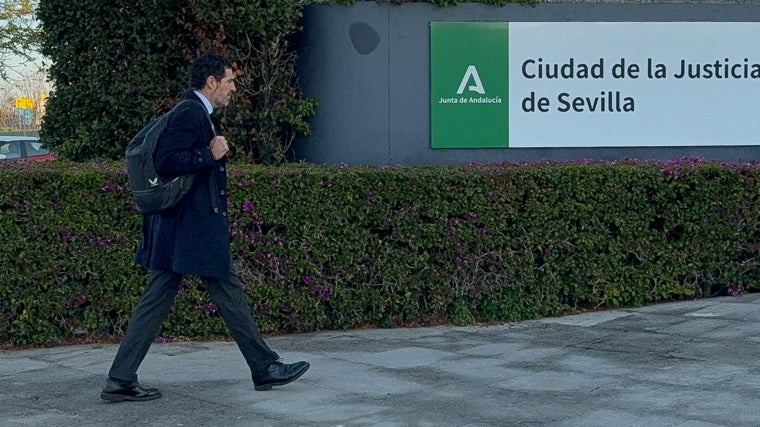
[189,53,233,90]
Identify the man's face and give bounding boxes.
[208,68,236,108]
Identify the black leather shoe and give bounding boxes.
[252,360,310,391]
[100,378,162,402]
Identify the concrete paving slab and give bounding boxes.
[2,293,760,426]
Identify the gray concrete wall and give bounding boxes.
[295,1,760,165]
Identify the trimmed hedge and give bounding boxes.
[2,159,760,346]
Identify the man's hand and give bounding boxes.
[209,136,229,160]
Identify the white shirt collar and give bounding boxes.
[193,90,214,114]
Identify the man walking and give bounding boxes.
[101,53,309,402]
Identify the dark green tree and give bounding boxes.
[0,0,41,81]
[174,0,317,164]
[37,0,187,160]
[37,0,315,163]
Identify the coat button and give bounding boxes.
[220,190,226,196]
[219,166,225,172]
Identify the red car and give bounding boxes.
[0,136,56,161]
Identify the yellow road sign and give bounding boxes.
[14,97,35,109]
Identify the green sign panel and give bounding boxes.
[430,22,509,149]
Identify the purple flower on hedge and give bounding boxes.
[155,336,167,344]
[205,302,218,316]
[319,284,333,301]
[64,294,89,308]
[727,284,741,297]
[308,283,319,296]
[242,200,254,212]
[88,236,111,246]
[454,257,463,269]
[303,275,312,285]
[101,181,125,193]
[62,231,74,245]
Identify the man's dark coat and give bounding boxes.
[134,90,231,279]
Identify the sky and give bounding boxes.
[1,52,50,98]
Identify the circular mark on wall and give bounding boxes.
[349,22,380,55]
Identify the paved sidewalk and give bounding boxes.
[3,293,760,426]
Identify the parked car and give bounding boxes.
[0,136,56,161]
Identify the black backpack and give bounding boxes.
[126,100,212,214]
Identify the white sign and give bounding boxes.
[508,22,760,147]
